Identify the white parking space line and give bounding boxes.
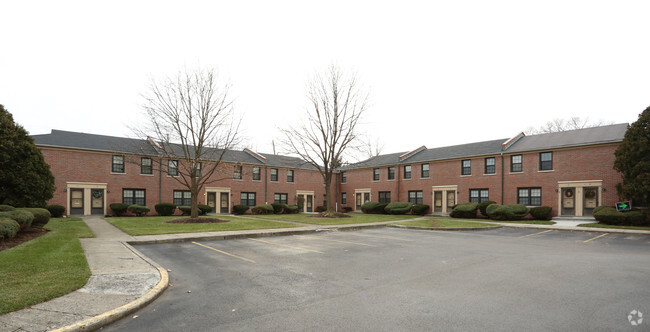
[248,238,324,254]
[584,233,608,243]
[192,241,256,263]
[294,235,376,247]
[518,229,554,238]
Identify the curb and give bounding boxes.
[494,223,650,235]
[51,243,169,332]
[389,224,502,231]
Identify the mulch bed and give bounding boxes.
[0,227,49,252]
[310,212,352,218]
[165,218,230,224]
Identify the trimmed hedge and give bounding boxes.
[450,203,479,218]
[478,200,496,217]
[252,204,274,214]
[19,208,51,227]
[342,206,353,213]
[0,217,20,240]
[198,204,213,215]
[529,206,552,220]
[127,205,150,217]
[46,204,66,217]
[384,202,413,215]
[486,204,530,220]
[110,203,129,216]
[593,206,647,225]
[271,203,288,214]
[285,205,300,214]
[361,201,388,214]
[154,203,176,216]
[233,205,249,215]
[0,205,16,212]
[411,204,430,216]
[592,205,610,215]
[178,206,191,215]
[0,210,34,230]
[315,206,327,213]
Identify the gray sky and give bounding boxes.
[1,0,648,159]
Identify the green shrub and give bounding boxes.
[285,205,299,214]
[529,206,553,220]
[450,203,479,218]
[361,202,388,214]
[478,200,496,217]
[233,205,249,215]
[593,206,625,225]
[154,203,176,216]
[384,202,413,215]
[0,205,16,212]
[411,204,430,216]
[46,204,66,217]
[342,206,353,213]
[626,209,646,225]
[487,204,530,220]
[271,203,288,214]
[0,210,34,230]
[592,205,611,215]
[0,217,20,240]
[127,205,150,217]
[252,204,274,214]
[110,203,129,216]
[315,206,327,213]
[19,208,51,227]
[198,204,213,215]
[178,206,191,215]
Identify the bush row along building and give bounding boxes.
[33,123,628,217]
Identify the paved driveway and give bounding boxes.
[105,228,650,331]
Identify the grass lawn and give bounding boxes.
[393,218,496,228]
[107,216,300,236]
[248,213,420,225]
[578,223,650,231]
[0,218,94,315]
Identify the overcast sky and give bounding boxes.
[1,1,648,160]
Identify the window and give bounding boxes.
[404,165,412,179]
[112,155,124,173]
[233,165,242,179]
[469,189,489,203]
[421,164,430,178]
[540,152,553,171]
[341,192,347,205]
[252,167,261,181]
[511,155,522,172]
[173,190,191,206]
[379,191,391,204]
[140,157,152,175]
[123,189,145,205]
[408,190,423,205]
[240,192,256,207]
[168,160,178,176]
[461,160,471,175]
[194,162,202,177]
[341,171,347,183]
[518,187,542,206]
[271,168,278,181]
[373,168,380,181]
[388,167,395,180]
[287,170,294,183]
[484,157,495,174]
[274,193,288,204]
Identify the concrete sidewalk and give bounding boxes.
[1,215,648,331]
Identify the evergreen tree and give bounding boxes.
[0,105,55,207]
[614,106,650,206]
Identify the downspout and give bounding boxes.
[158,157,163,204]
[500,153,504,205]
[264,166,268,204]
[397,164,401,201]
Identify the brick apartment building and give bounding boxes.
[33,123,627,217]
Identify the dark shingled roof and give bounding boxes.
[340,123,628,170]
[505,123,627,153]
[32,130,316,170]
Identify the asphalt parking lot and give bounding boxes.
[106,227,650,331]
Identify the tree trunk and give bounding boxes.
[190,180,199,218]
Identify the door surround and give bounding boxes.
[354,188,371,212]
[432,185,458,215]
[296,190,315,213]
[205,187,231,214]
[557,180,602,217]
[66,182,108,216]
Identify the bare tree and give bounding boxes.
[134,68,240,219]
[525,117,613,135]
[281,65,369,213]
[355,136,385,161]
